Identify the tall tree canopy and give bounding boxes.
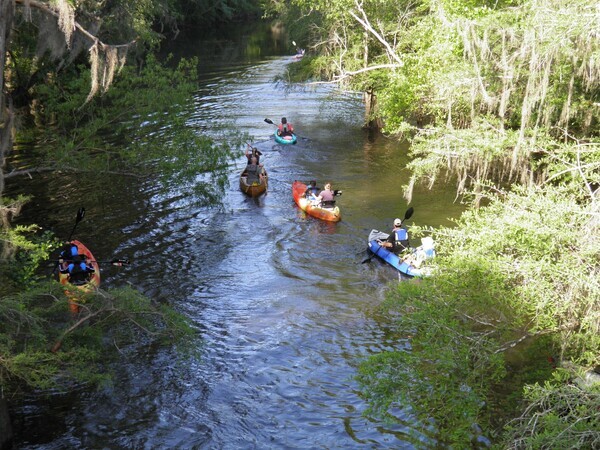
[273,0,599,200]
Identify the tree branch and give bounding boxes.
[349,1,403,67]
[51,306,115,353]
[15,0,135,48]
[4,166,144,179]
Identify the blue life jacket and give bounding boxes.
[393,228,409,251]
[60,244,78,259]
[68,260,93,285]
[394,229,408,241]
[67,261,89,273]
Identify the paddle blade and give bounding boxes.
[361,250,375,263]
[404,207,414,221]
[76,207,85,223]
[110,258,130,266]
[264,118,274,125]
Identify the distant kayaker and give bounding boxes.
[277,117,294,137]
[379,218,410,254]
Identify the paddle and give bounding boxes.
[68,207,85,241]
[246,143,262,156]
[361,207,415,264]
[52,207,85,275]
[51,258,130,266]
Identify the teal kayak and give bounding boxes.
[274,131,297,145]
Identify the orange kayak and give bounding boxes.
[292,181,341,222]
[58,240,101,313]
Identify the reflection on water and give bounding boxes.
[9,22,464,449]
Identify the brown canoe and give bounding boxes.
[239,167,268,197]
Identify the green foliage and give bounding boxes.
[173,0,262,24]
[0,281,196,393]
[357,275,507,446]
[0,226,56,289]
[30,54,242,204]
[272,0,600,202]
[357,184,599,446]
[0,196,59,293]
[503,374,600,448]
[74,0,164,46]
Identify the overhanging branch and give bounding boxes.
[14,0,137,102]
[349,1,403,67]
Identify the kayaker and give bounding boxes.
[59,243,95,285]
[277,117,294,137]
[246,145,262,165]
[245,156,265,184]
[317,183,342,208]
[67,257,95,285]
[59,242,79,261]
[304,180,320,201]
[379,218,410,254]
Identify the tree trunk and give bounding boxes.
[1,6,17,443]
[0,396,13,450]
[0,0,15,199]
[363,88,384,130]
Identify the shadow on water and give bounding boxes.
[8,21,466,449]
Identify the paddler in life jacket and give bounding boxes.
[380,218,410,254]
[304,180,320,201]
[245,156,265,184]
[277,117,294,137]
[58,243,95,285]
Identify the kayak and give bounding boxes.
[367,230,435,277]
[292,180,341,222]
[240,168,268,197]
[58,240,101,312]
[274,131,297,145]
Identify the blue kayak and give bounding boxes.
[274,131,297,145]
[367,229,434,277]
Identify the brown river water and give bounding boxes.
[8,22,465,449]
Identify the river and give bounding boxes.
[9,22,464,449]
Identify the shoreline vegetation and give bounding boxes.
[276,0,599,446]
[1,0,598,447]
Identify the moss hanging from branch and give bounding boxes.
[85,42,127,102]
[53,0,74,47]
[401,0,600,202]
[15,0,135,103]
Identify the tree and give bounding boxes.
[1,0,138,225]
[275,0,599,198]
[0,0,242,442]
[357,181,599,446]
